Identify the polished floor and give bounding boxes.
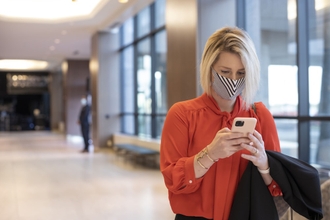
[0,131,175,220]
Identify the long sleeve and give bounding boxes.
[160,103,203,194]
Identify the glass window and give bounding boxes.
[268,65,298,116]
[138,115,151,138]
[308,1,330,117]
[122,18,134,46]
[154,30,167,114]
[245,0,298,158]
[122,115,135,135]
[309,66,322,116]
[154,29,167,138]
[308,1,330,166]
[244,0,298,115]
[156,116,166,139]
[137,38,151,137]
[119,1,166,139]
[312,120,330,167]
[275,119,298,158]
[137,7,150,38]
[155,0,166,29]
[121,46,135,134]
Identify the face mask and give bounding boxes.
[81,98,87,105]
[212,69,245,100]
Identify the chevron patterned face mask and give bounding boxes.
[212,69,245,100]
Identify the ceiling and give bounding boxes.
[0,0,153,72]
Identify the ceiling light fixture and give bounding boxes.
[0,0,103,20]
[118,0,129,3]
[0,59,48,71]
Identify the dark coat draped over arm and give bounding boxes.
[229,150,323,220]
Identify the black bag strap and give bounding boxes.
[252,103,257,115]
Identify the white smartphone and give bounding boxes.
[231,117,257,136]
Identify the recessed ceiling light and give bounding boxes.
[54,39,60,44]
[118,0,129,3]
[0,59,48,71]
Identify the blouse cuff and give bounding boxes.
[267,179,283,196]
[184,155,203,185]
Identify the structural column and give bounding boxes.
[61,60,90,136]
[90,31,120,148]
[166,0,198,108]
[49,71,63,132]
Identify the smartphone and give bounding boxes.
[231,117,257,136]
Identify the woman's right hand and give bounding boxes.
[207,127,251,159]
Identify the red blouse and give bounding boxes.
[160,93,281,220]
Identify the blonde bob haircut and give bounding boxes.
[200,26,260,110]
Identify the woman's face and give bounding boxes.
[212,51,245,80]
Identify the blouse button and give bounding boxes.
[189,180,192,184]
[273,185,276,188]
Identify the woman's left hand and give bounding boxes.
[240,130,269,170]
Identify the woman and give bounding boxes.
[160,27,282,220]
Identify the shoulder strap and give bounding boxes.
[251,103,257,115]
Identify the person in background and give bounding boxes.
[78,95,90,153]
[160,26,282,220]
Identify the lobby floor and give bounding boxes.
[0,131,175,220]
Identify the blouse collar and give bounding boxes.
[201,93,244,118]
